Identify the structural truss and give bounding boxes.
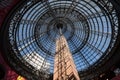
[0,0,120,80]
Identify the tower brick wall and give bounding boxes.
[53,35,80,80]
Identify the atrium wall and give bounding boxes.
[0,0,22,80]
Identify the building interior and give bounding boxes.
[0,0,120,80]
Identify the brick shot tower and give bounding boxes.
[53,23,80,80]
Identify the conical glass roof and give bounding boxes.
[1,0,119,79]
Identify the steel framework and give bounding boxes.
[0,0,120,80]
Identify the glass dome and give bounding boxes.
[1,0,119,79]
